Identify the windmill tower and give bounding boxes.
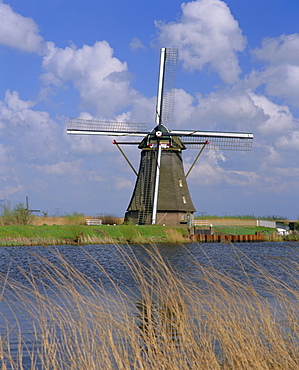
[67,48,253,225]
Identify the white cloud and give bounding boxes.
[0,2,43,53]
[253,34,299,65]
[36,160,82,176]
[113,177,133,190]
[0,144,12,163]
[173,88,261,133]
[276,131,299,151]
[173,86,299,191]
[186,151,226,186]
[262,146,283,166]
[68,134,116,155]
[255,65,299,106]
[129,37,145,51]
[0,90,35,122]
[248,92,296,135]
[250,34,299,106]
[0,183,24,198]
[0,90,63,162]
[88,171,105,183]
[274,167,299,177]
[226,170,258,187]
[42,41,138,117]
[155,0,246,83]
[172,89,196,127]
[173,87,297,140]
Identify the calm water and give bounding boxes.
[1,241,299,368]
[2,242,299,287]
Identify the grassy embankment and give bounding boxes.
[0,215,297,246]
[2,245,299,369]
[0,223,297,246]
[0,224,189,246]
[195,214,299,241]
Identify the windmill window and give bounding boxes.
[182,196,186,204]
[179,178,183,187]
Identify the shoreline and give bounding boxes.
[0,224,298,246]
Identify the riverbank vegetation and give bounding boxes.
[1,245,299,369]
[195,214,289,220]
[0,209,298,245]
[0,224,298,246]
[0,224,189,246]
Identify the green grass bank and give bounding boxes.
[0,224,190,246]
[0,223,298,246]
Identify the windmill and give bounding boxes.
[25,196,40,214]
[67,48,253,225]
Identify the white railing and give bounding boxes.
[86,218,102,226]
[256,220,276,228]
[191,220,213,227]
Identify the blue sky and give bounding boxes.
[0,0,299,219]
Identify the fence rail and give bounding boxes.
[86,218,102,226]
[256,220,276,228]
[191,220,213,227]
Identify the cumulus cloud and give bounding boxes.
[0,2,43,53]
[186,150,226,186]
[253,34,299,65]
[185,147,259,192]
[41,41,138,117]
[262,65,299,103]
[250,34,299,106]
[276,131,299,151]
[262,146,283,166]
[173,87,298,142]
[155,0,246,83]
[173,85,299,192]
[248,92,296,135]
[0,90,62,162]
[174,88,257,130]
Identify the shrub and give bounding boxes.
[0,201,34,225]
[63,211,86,225]
[99,213,122,225]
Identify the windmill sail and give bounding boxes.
[175,130,253,150]
[156,48,178,126]
[67,118,148,136]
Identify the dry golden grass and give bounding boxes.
[1,245,299,369]
[32,216,124,226]
[165,228,187,243]
[32,216,86,226]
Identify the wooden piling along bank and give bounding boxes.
[190,233,266,243]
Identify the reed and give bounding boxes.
[1,245,299,369]
[0,236,62,246]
